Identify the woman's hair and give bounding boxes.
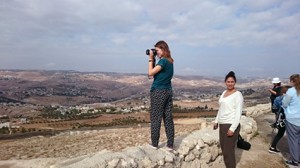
[280,85,292,95]
[290,74,300,95]
[154,40,174,63]
[225,71,236,82]
[274,83,281,87]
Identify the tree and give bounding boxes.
[21,127,27,133]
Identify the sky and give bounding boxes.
[0,0,299,78]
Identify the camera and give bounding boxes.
[146,49,157,56]
[146,49,156,69]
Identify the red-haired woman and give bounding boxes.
[147,40,175,150]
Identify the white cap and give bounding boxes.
[272,77,281,84]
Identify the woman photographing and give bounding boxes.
[147,40,175,150]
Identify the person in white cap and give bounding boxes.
[269,77,282,113]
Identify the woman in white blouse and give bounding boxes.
[213,71,244,168]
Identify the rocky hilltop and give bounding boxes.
[0,70,291,168]
[0,104,288,168]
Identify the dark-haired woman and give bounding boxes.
[213,71,243,168]
[148,40,175,150]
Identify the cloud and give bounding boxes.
[0,0,299,77]
[182,67,197,74]
[45,62,56,68]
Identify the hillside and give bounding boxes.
[0,70,277,106]
[0,70,277,137]
[0,70,292,167]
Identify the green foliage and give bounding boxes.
[0,127,9,134]
[75,116,145,128]
[21,127,27,133]
[0,115,9,120]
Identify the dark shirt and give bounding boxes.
[270,86,281,101]
[151,58,173,91]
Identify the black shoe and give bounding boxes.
[268,147,280,154]
[286,160,299,166]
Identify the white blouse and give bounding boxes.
[214,90,244,132]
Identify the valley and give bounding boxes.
[0,70,275,137]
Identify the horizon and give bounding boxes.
[0,68,291,80]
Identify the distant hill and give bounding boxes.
[0,70,277,106]
[0,96,24,104]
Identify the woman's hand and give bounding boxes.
[227,130,234,137]
[213,123,218,130]
[149,50,155,60]
[269,89,276,95]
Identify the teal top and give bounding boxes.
[151,58,173,91]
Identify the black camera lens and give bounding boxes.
[146,49,157,56]
[146,49,150,55]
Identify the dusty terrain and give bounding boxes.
[235,113,288,168]
[0,121,201,160]
[0,113,291,168]
[0,70,291,167]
